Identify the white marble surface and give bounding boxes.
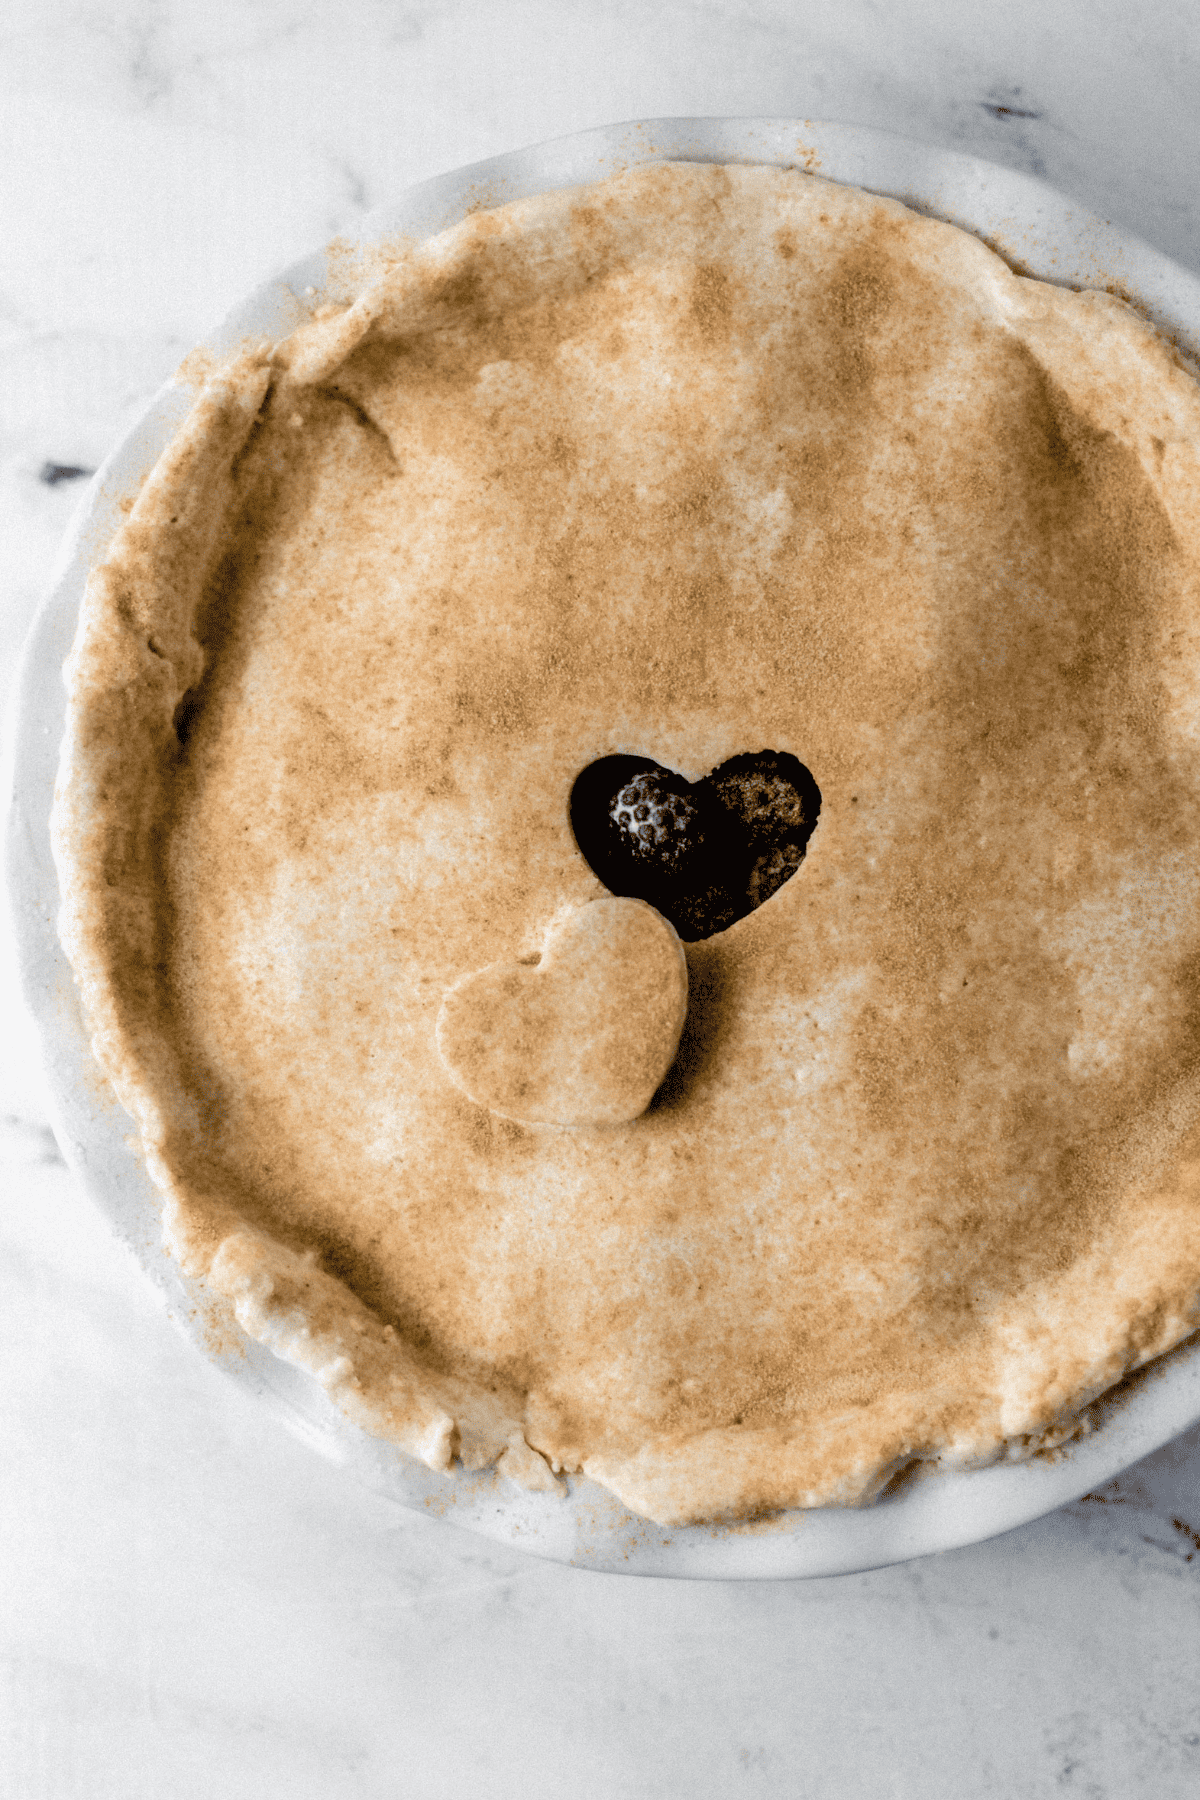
[4,2,1200,1793]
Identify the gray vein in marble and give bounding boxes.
[2,1115,66,1165]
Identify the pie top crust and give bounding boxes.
[51,161,1200,1524]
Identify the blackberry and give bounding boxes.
[667,879,743,941]
[610,770,703,874]
[708,753,811,847]
[747,840,804,908]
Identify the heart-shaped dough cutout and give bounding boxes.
[436,898,688,1127]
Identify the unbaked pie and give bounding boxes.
[52,162,1200,1524]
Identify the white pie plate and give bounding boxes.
[8,117,1200,1580]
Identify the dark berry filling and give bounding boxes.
[570,750,820,941]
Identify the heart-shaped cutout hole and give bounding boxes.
[570,750,821,941]
[436,898,688,1127]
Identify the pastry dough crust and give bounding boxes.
[52,163,1200,1524]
